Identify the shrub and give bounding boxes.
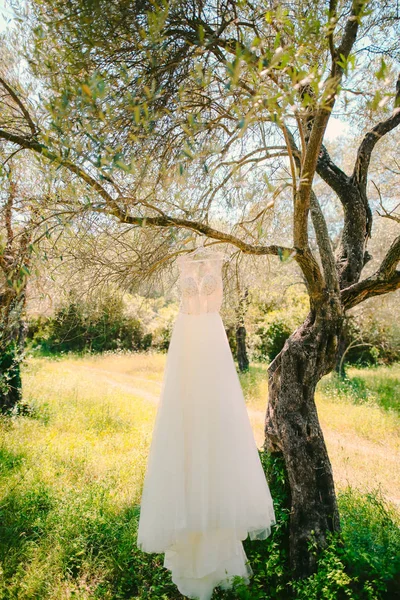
[255,318,294,361]
[342,316,400,367]
[27,295,150,355]
[320,368,400,414]
[0,441,399,599]
[339,488,400,599]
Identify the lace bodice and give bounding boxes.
[177,252,224,315]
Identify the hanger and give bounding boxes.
[184,245,225,263]
[190,245,214,256]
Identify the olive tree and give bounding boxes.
[1,0,400,575]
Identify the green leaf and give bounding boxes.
[61,90,69,108]
[182,146,193,159]
[198,24,205,44]
[81,84,92,97]
[96,79,106,96]
[375,58,387,81]
[133,105,141,124]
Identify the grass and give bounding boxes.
[239,363,400,506]
[319,363,400,413]
[0,354,399,598]
[0,355,159,599]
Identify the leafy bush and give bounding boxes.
[320,374,372,405]
[320,368,400,414]
[0,341,23,410]
[341,315,400,367]
[251,307,307,362]
[339,488,400,599]
[288,489,400,600]
[27,294,152,355]
[255,318,294,361]
[0,439,399,599]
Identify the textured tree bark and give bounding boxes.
[0,289,27,413]
[236,289,249,372]
[334,318,350,378]
[265,308,342,577]
[236,323,249,372]
[0,176,31,414]
[0,13,399,582]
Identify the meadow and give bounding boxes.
[0,354,399,599]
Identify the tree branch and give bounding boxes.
[378,233,400,279]
[342,234,400,308]
[0,77,38,137]
[352,75,400,190]
[293,0,366,250]
[0,126,291,259]
[327,0,339,63]
[0,127,118,207]
[342,271,400,309]
[316,144,350,198]
[335,0,366,72]
[310,190,340,293]
[98,204,290,257]
[283,126,339,294]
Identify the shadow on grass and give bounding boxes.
[0,446,25,476]
[0,473,181,599]
[0,449,399,599]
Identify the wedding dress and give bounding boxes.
[137,250,276,600]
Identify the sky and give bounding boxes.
[0,0,350,142]
[0,0,12,31]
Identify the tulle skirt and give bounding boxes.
[137,312,276,600]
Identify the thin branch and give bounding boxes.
[327,0,338,63]
[0,127,119,207]
[310,190,340,293]
[0,77,38,137]
[352,75,400,190]
[0,117,294,259]
[342,234,400,308]
[282,125,298,198]
[94,203,290,257]
[373,180,400,224]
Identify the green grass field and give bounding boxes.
[0,354,399,599]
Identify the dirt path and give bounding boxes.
[247,406,400,505]
[65,363,161,403]
[67,361,400,505]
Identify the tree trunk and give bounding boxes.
[0,289,27,413]
[265,309,342,577]
[0,340,23,411]
[334,318,352,378]
[334,333,347,378]
[236,289,249,372]
[236,323,249,372]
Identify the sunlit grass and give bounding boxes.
[0,356,162,598]
[2,357,157,517]
[0,354,399,598]
[239,362,400,505]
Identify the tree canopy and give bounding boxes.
[1,0,400,575]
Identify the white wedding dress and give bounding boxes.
[137,251,276,600]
